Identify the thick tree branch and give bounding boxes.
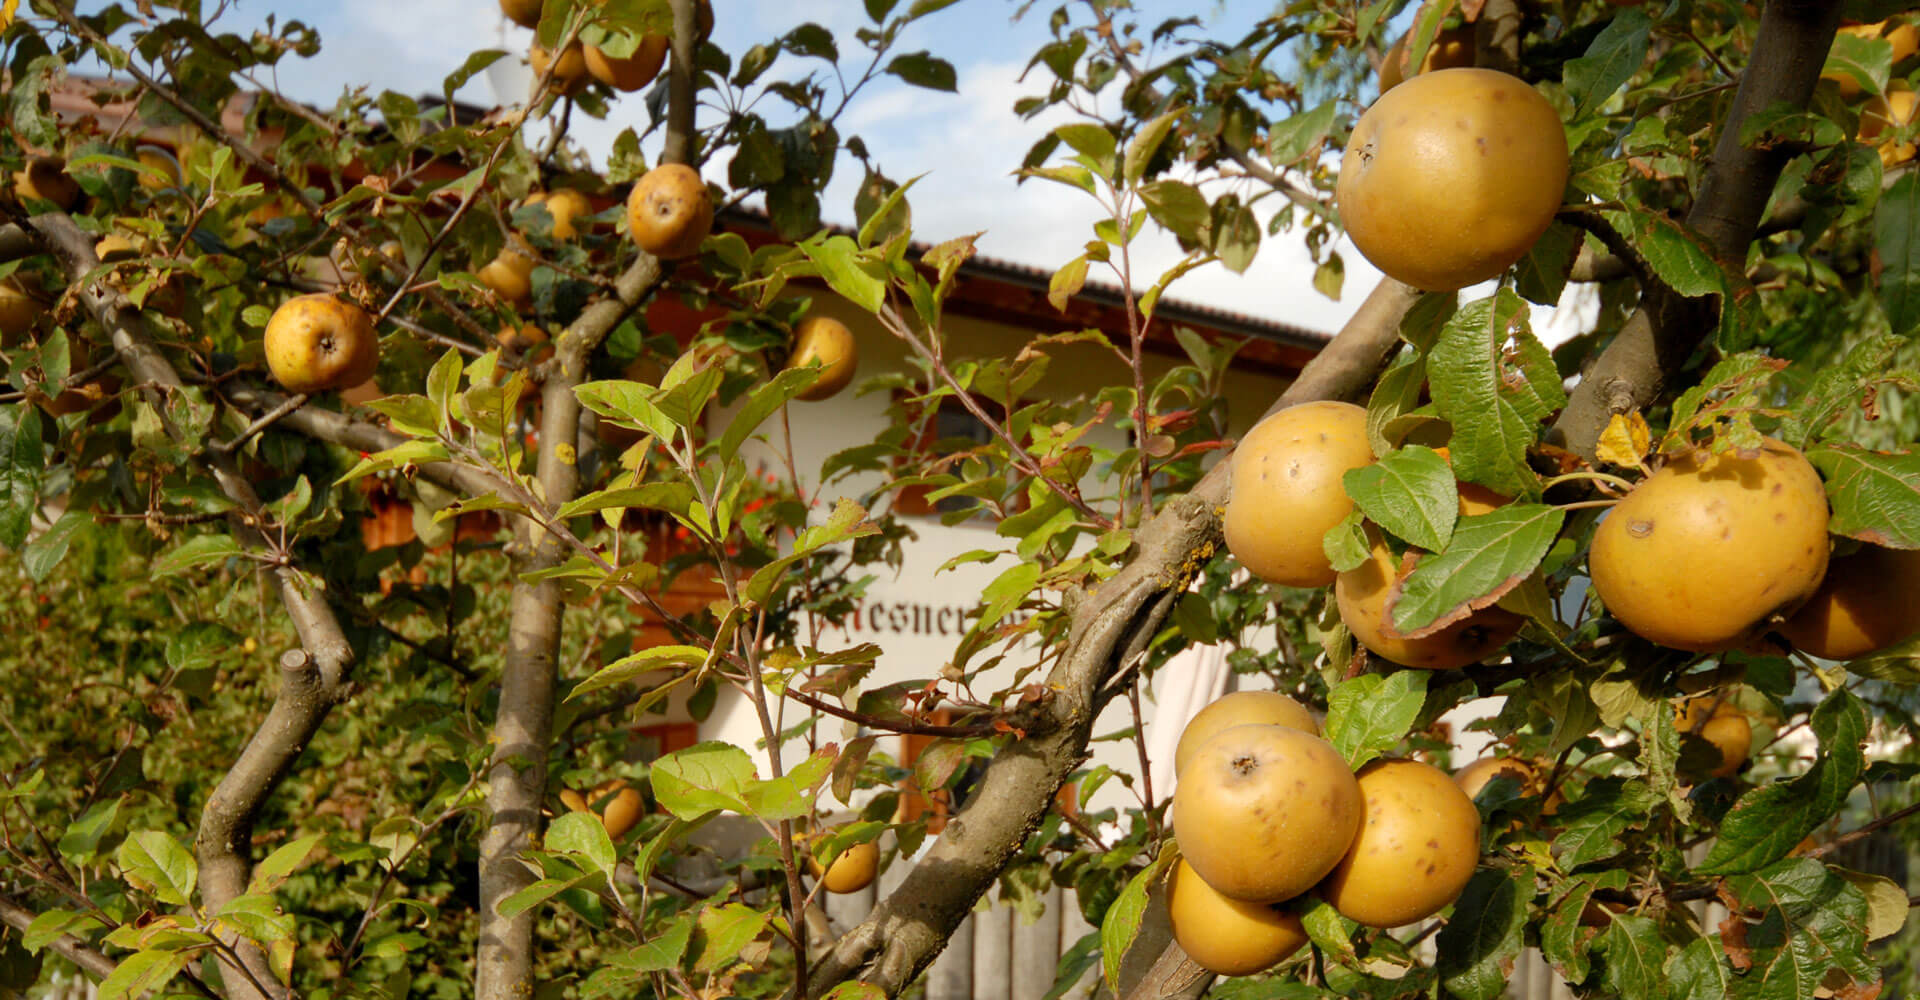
[23,212,353,1000]
[804,278,1423,998]
[1549,0,1841,459]
[0,893,116,980]
[474,182,673,1000]
[220,385,507,501]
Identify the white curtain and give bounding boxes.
[1143,640,1234,799]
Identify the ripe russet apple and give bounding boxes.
[478,247,536,305]
[1167,858,1308,976]
[500,0,543,29]
[263,294,380,394]
[1173,691,1318,776]
[586,34,668,92]
[531,43,590,97]
[135,145,181,191]
[1378,24,1474,94]
[807,837,880,894]
[12,155,81,210]
[1319,758,1480,927]
[1337,68,1569,291]
[1224,400,1373,588]
[1778,544,1920,660]
[1336,526,1522,670]
[1589,439,1829,653]
[527,188,594,240]
[559,781,646,839]
[1171,723,1362,904]
[0,280,42,343]
[627,163,714,259]
[1676,695,1751,780]
[786,315,857,401]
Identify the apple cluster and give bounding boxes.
[1164,692,1484,976]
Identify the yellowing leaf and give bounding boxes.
[1836,870,1910,941]
[1597,411,1652,468]
[0,0,17,29]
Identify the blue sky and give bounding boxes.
[69,1,1593,339]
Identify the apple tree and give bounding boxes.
[1,1,1919,1000]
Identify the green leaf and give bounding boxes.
[1600,209,1723,298]
[0,405,44,549]
[1055,123,1117,177]
[57,799,121,863]
[96,949,188,1000]
[800,235,887,314]
[1100,851,1175,994]
[1138,179,1209,246]
[1435,865,1532,1000]
[1552,777,1655,870]
[1048,254,1090,312]
[621,916,694,973]
[1849,632,1920,683]
[118,831,197,907]
[694,903,771,972]
[744,497,877,604]
[1124,108,1182,185]
[1365,349,1426,456]
[249,834,324,894]
[23,910,105,954]
[742,749,835,820]
[1515,222,1581,307]
[651,742,757,820]
[22,509,85,581]
[1324,671,1429,769]
[1721,859,1875,997]
[555,482,697,521]
[150,534,243,578]
[782,22,838,61]
[569,645,708,701]
[1596,914,1669,1000]
[1876,170,1920,337]
[1392,505,1564,637]
[1298,898,1357,963]
[1825,30,1893,104]
[1267,100,1336,164]
[1563,10,1651,116]
[885,51,957,92]
[1343,445,1457,553]
[577,380,677,441]
[546,811,618,875]
[1427,291,1558,497]
[1322,509,1371,574]
[1806,444,1920,549]
[1697,690,1866,874]
[496,877,583,921]
[1667,935,1731,1000]
[216,892,297,944]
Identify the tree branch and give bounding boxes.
[474,164,675,1000]
[804,278,1423,998]
[23,211,354,1000]
[1549,0,1842,459]
[0,893,116,981]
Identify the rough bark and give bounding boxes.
[24,213,357,1000]
[474,243,668,1000]
[806,278,1423,998]
[1550,0,1841,459]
